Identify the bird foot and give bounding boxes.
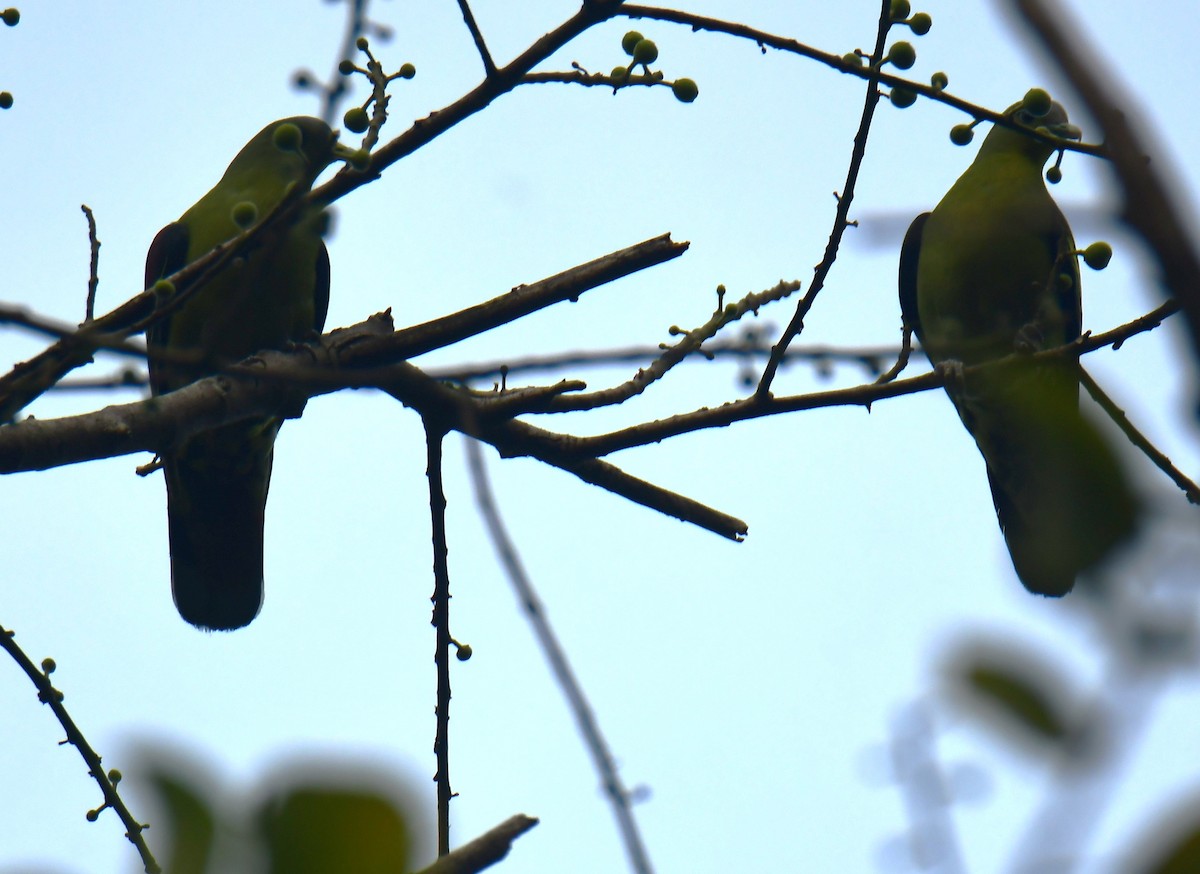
[935,358,966,393]
[1014,321,1045,354]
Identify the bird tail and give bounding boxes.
[162,421,277,630]
[960,362,1138,596]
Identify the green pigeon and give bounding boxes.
[146,117,349,630]
[899,94,1138,596]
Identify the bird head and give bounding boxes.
[981,90,1081,166]
[219,116,359,194]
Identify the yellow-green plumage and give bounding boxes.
[146,117,343,630]
[900,99,1137,596]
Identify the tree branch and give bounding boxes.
[412,814,538,874]
[456,0,496,77]
[464,439,653,873]
[756,0,892,396]
[0,625,160,873]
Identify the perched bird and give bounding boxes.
[146,117,349,630]
[899,93,1137,596]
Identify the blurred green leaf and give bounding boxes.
[260,786,410,874]
[147,770,215,874]
[965,662,1070,742]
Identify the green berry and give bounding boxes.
[672,78,699,103]
[108,769,122,784]
[231,201,258,229]
[621,31,644,55]
[2,8,19,26]
[272,121,302,152]
[399,62,416,79]
[909,12,932,34]
[842,51,863,68]
[456,644,473,662]
[1083,241,1113,270]
[343,106,369,133]
[1045,165,1063,184]
[0,91,12,110]
[632,38,658,66]
[356,36,369,51]
[930,71,948,91]
[338,59,355,76]
[611,65,628,81]
[347,148,370,171]
[1022,87,1053,118]
[890,0,911,21]
[86,810,99,823]
[153,279,175,297]
[41,657,56,674]
[890,87,917,109]
[887,41,916,69]
[949,124,974,146]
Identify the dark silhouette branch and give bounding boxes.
[413,814,539,874]
[456,0,497,76]
[0,625,160,874]
[544,279,800,413]
[81,204,100,323]
[1081,367,1200,504]
[618,4,1106,157]
[756,0,892,396]
[426,422,455,857]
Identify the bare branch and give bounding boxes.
[756,0,892,396]
[619,4,1105,157]
[426,423,454,856]
[562,303,1180,458]
[430,338,899,384]
[412,814,538,874]
[0,625,160,873]
[338,234,689,369]
[1081,368,1200,505]
[465,439,653,873]
[80,205,100,323]
[544,279,800,413]
[457,0,496,76]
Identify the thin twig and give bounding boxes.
[618,4,1104,158]
[429,339,901,384]
[875,324,914,386]
[544,279,800,413]
[1081,367,1200,504]
[755,0,892,397]
[80,205,100,323]
[426,421,454,856]
[0,303,152,360]
[0,625,160,873]
[558,302,1179,458]
[457,0,496,76]
[465,439,654,874]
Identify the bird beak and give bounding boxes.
[1040,120,1082,141]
